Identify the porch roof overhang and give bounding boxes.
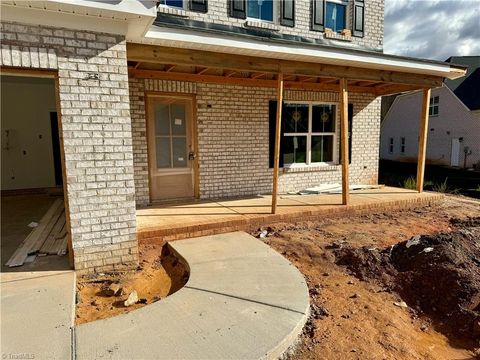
[127,25,467,96]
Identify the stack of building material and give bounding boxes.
[5,199,68,267]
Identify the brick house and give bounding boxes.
[0,0,465,273]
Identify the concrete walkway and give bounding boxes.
[1,270,75,359]
[76,232,310,360]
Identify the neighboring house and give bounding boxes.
[0,0,465,273]
[381,56,480,168]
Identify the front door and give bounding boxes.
[450,138,460,167]
[147,95,196,201]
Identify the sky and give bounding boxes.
[384,0,480,60]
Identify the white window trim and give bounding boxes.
[429,96,439,117]
[283,101,338,168]
[158,0,187,10]
[246,0,278,24]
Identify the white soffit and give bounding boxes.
[142,25,466,80]
[0,0,156,37]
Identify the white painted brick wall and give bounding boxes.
[129,78,381,203]
[1,21,138,273]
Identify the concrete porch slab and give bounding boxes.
[0,270,76,359]
[75,232,310,360]
[137,187,444,242]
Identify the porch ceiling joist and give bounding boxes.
[128,68,383,94]
[127,44,444,89]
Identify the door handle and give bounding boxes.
[188,152,196,160]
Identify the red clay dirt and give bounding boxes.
[249,194,480,360]
[75,244,188,325]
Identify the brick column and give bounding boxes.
[0,22,138,273]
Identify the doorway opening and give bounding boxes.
[1,74,70,272]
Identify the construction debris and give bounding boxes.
[5,199,68,267]
[292,183,383,195]
[124,291,139,307]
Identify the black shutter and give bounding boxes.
[190,0,208,13]
[229,0,246,19]
[280,0,295,27]
[340,104,353,164]
[353,0,364,37]
[269,101,285,168]
[311,0,325,31]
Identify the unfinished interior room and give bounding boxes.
[1,73,70,271]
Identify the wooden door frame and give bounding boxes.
[144,91,200,203]
[0,66,74,268]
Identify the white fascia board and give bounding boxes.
[141,26,465,80]
[47,0,157,18]
[0,1,156,37]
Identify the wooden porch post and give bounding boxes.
[271,73,284,214]
[340,78,349,205]
[416,88,431,192]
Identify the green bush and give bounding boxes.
[402,176,417,190]
[433,177,448,193]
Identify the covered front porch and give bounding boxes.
[136,186,442,242]
[127,27,465,214]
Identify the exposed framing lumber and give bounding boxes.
[251,72,266,79]
[340,78,350,205]
[128,68,380,94]
[196,67,209,75]
[54,74,74,267]
[416,88,431,192]
[224,70,237,77]
[271,73,284,214]
[299,76,316,82]
[127,44,444,88]
[0,66,57,78]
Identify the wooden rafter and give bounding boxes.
[251,72,266,79]
[299,76,316,82]
[128,68,381,94]
[319,78,338,84]
[127,44,444,88]
[196,67,209,75]
[224,70,237,77]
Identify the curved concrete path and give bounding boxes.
[75,232,309,360]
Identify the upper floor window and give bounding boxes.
[159,0,184,9]
[247,0,274,22]
[326,1,346,33]
[429,96,439,116]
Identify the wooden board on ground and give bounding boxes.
[5,199,63,267]
[39,211,65,255]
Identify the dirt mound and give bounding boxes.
[335,217,480,342]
